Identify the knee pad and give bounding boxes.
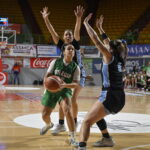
[96,119,107,131]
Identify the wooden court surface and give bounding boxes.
[0,85,150,150]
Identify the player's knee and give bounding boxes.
[63,104,71,115]
[83,118,92,127]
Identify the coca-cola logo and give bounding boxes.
[0,72,6,84]
[31,58,54,68]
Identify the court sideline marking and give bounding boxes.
[121,144,150,150]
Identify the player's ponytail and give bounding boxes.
[109,39,128,69]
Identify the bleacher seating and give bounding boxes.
[137,22,150,44]
[28,0,86,43]
[96,0,150,41]
[0,0,25,24]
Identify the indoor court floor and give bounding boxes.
[0,85,150,150]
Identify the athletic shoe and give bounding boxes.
[93,137,115,147]
[77,146,86,150]
[65,138,78,147]
[51,124,66,135]
[40,123,54,135]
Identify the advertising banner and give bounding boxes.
[1,44,36,57]
[30,57,55,68]
[83,58,93,75]
[37,45,61,57]
[80,46,100,58]
[128,44,150,56]
[0,59,2,72]
[126,58,144,73]
[0,72,8,85]
[2,58,23,72]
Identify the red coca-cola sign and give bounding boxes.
[30,58,55,68]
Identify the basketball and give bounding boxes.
[44,75,63,92]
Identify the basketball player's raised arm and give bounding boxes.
[74,5,84,41]
[83,14,112,62]
[96,15,110,48]
[41,7,59,44]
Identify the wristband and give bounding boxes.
[101,33,108,40]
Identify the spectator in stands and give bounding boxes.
[143,61,150,91]
[41,6,86,135]
[136,71,146,91]
[124,73,132,88]
[122,28,139,44]
[12,62,21,85]
[124,29,134,44]
[131,72,137,88]
[132,28,139,41]
[77,14,128,150]
[132,65,138,73]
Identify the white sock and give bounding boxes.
[46,123,50,127]
[69,131,75,140]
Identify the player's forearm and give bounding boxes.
[84,23,104,50]
[97,27,110,45]
[84,22,111,58]
[98,27,104,35]
[61,82,79,89]
[74,17,81,41]
[44,17,59,44]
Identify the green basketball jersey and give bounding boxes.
[52,58,77,83]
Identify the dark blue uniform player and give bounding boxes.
[78,14,128,150]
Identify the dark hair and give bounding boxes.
[62,43,74,51]
[64,29,73,33]
[109,39,128,69]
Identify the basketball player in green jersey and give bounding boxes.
[40,44,80,147]
[41,6,85,134]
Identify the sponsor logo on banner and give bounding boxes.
[0,72,7,85]
[37,45,61,57]
[80,46,100,58]
[128,44,150,56]
[126,58,143,73]
[13,45,36,57]
[2,44,36,57]
[30,58,55,68]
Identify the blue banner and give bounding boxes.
[92,59,102,73]
[126,58,143,73]
[128,44,150,56]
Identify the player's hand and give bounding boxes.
[74,5,85,18]
[96,15,104,30]
[84,13,92,25]
[59,83,67,89]
[40,7,50,19]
